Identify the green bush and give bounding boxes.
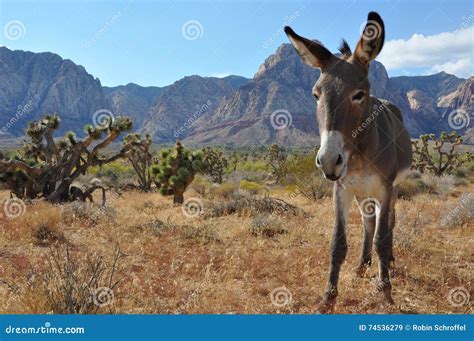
[89,161,134,183]
[236,160,269,173]
[191,176,212,197]
[239,180,266,195]
[209,182,239,200]
[398,178,436,199]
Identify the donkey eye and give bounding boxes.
[352,91,365,102]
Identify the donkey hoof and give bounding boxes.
[316,292,337,314]
[376,280,394,305]
[355,263,370,278]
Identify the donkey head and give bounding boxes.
[285,12,385,181]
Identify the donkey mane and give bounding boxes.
[338,39,352,57]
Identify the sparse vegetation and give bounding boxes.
[0,115,472,315]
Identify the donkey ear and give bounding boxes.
[353,12,385,67]
[284,26,333,69]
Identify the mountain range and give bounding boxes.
[0,45,472,146]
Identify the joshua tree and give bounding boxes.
[122,133,154,191]
[267,144,287,183]
[412,132,473,176]
[0,113,132,202]
[228,151,239,173]
[152,141,204,204]
[202,147,228,184]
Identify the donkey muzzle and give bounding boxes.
[316,152,344,181]
[316,130,346,181]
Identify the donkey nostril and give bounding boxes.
[336,154,343,166]
[316,155,322,167]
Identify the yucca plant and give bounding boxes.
[0,113,133,202]
[122,133,154,191]
[412,131,473,176]
[152,141,205,204]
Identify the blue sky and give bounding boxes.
[0,0,472,87]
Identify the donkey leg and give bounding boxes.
[318,183,353,313]
[374,186,395,304]
[355,197,376,277]
[389,187,398,266]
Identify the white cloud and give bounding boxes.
[210,72,232,78]
[378,26,473,78]
[430,58,473,78]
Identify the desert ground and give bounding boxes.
[0,176,472,314]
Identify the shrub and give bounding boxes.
[440,193,474,227]
[134,218,177,236]
[206,193,303,218]
[209,182,239,200]
[239,180,266,195]
[89,161,134,184]
[296,175,332,200]
[33,224,67,247]
[21,245,124,314]
[250,214,287,237]
[62,202,117,226]
[182,223,220,243]
[191,176,212,197]
[398,178,436,199]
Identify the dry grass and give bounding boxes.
[0,182,472,314]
